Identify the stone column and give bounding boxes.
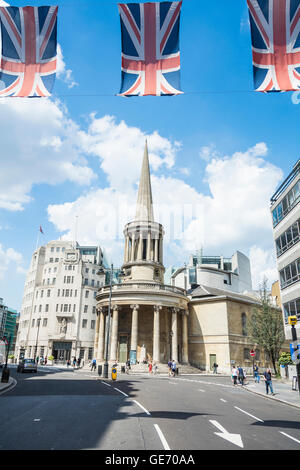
[159,236,163,264]
[110,305,119,362]
[138,232,143,260]
[97,308,105,362]
[130,304,139,362]
[153,305,162,363]
[146,231,151,260]
[154,238,159,262]
[171,308,179,362]
[94,308,101,359]
[124,236,129,263]
[182,311,189,364]
[130,233,135,261]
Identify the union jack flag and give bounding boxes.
[247,0,300,91]
[118,1,183,96]
[0,6,58,97]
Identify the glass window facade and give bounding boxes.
[272,179,300,227]
[279,257,300,289]
[283,297,300,323]
[275,220,300,257]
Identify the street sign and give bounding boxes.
[250,350,256,357]
[288,316,297,326]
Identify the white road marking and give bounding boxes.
[209,420,244,448]
[198,389,205,392]
[279,432,300,445]
[114,388,128,397]
[154,424,171,450]
[132,400,151,415]
[234,406,264,423]
[34,419,40,422]
[220,398,227,403]
[101,381,111,387]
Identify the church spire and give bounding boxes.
[135,140,154,222]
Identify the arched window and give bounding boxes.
[241,312,247,336]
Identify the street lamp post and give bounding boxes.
[289,318,300,397]
[34,317,41,363]
[103,264,113,379]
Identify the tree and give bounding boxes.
[278,352,294,366]
[248,278,285,374]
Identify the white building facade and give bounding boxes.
[165,251,252,295]
[16,241,106,364]
[270,159,300,340]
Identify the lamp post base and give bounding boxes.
[103,362,109,378]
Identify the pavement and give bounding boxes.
[1,365,299,409]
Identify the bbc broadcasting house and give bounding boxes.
[15,241,106,364]
[270,159,300,340]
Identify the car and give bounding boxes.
[17,358,38,373]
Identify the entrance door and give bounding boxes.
[209,354,216,371]
[119,336,128,363]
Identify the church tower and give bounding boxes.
[122,141,165,283]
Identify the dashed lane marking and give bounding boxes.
[234,406,264,422]
[154,424,171,450]
[132,400,151,415]
[279,432,300,445]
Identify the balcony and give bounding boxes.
[98,282,186,297]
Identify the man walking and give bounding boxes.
[91,358,97,371]
[263,368,275,395]
[237,365,244,385]
[171,359,177,377]
[253,364,260,383]
[232,366,238,385]
[213,362,218,374]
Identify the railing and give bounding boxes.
[277,235,300,257]
[281,273,300,290]
[98,282,186,296]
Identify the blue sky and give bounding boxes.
[0,0,299,310]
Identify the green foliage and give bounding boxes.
[248,277,285,374]
[48,355,54,361]
[278,351,294,366]
[8,354,14,359]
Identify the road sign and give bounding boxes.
[288,316,297,326]
[111,367,117,381]
[250,350,256,357]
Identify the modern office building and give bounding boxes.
[165,251,252,294]
[15,241,106,363]
[270,159,300,340]
[0,299,19,353]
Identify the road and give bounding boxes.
[0,365,300,451]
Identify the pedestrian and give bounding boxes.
[36,356,39,364]
[91,358,96,371]
[73,357,76,368]
[171,359,176,377]
[148,362,152,374]
[253,364,260,383]
[44,356,47,366]
[168,359,172,377]
[237,365,244,385]
[213,362,218,374]
[263,368,275,395]
[125,359,130,374]
[67,359,70,368]
[153,362,158,375]
[243,368,248,385]
[77,357,81,367]
[231,366,238,385]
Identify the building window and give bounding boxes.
[45,304,49,312]
[85,290,89,298]
[88,348,93,360]
[275,220,300,257]
[279,258,300,289]
[244,348,250,360]
[82,319,87,328]
[43,318,47,327]
[47,290,51,297]
[283,297,300,323]
[41,290,44,298]
[272,179,300,227]
[84,305,88,313]
[32,319,35,327]
[51,247,54,252]
[85,268,89,273]
[91,320,95,329]
[241,313,247,336]
[50,258,53,263]
[92,306,96,314]
[39,305,42,313]
[84,278,88,285]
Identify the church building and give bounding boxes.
[94,143,276,373]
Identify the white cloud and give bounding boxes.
[0,243,25,279]
[56,44,78,89]
[249,245,278,289]
[0,98,96,211]
[47,114,283,290]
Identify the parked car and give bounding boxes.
[17,358,37,373]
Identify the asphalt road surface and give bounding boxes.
[1,365,300,451]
